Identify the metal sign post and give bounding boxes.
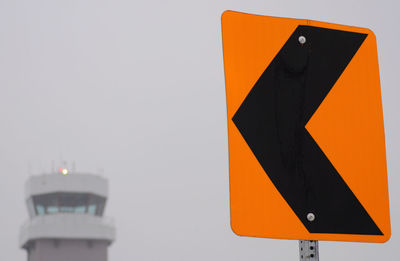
[299,240,319,261]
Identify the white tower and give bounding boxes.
[19,170,116,261]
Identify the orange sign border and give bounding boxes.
[222,10,391,243]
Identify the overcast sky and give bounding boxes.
[0,0,399,260]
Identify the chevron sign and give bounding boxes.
[221,11,390,242]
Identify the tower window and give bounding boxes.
[36,205,45,215]
[32,193,106,216]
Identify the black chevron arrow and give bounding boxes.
[232,25,382,235]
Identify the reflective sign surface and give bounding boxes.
[222,10,390,242]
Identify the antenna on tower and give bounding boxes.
[51,160,55,174]
[40,161,45,174]
[28,161,32,175]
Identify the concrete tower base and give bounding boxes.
[26,239,109,261]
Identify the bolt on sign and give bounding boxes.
[221,10,390,243]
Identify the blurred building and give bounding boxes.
[19,169,115,261]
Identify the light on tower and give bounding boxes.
[60,168,69,175]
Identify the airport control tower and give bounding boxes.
[19,169,116,261]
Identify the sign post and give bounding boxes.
[221,10,391,258]
[299,241,319,261]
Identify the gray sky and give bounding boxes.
[0,0,399,260]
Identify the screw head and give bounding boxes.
[298,35,306,45]
[307,213,315,222]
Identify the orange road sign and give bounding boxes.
[221,10,390,243]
